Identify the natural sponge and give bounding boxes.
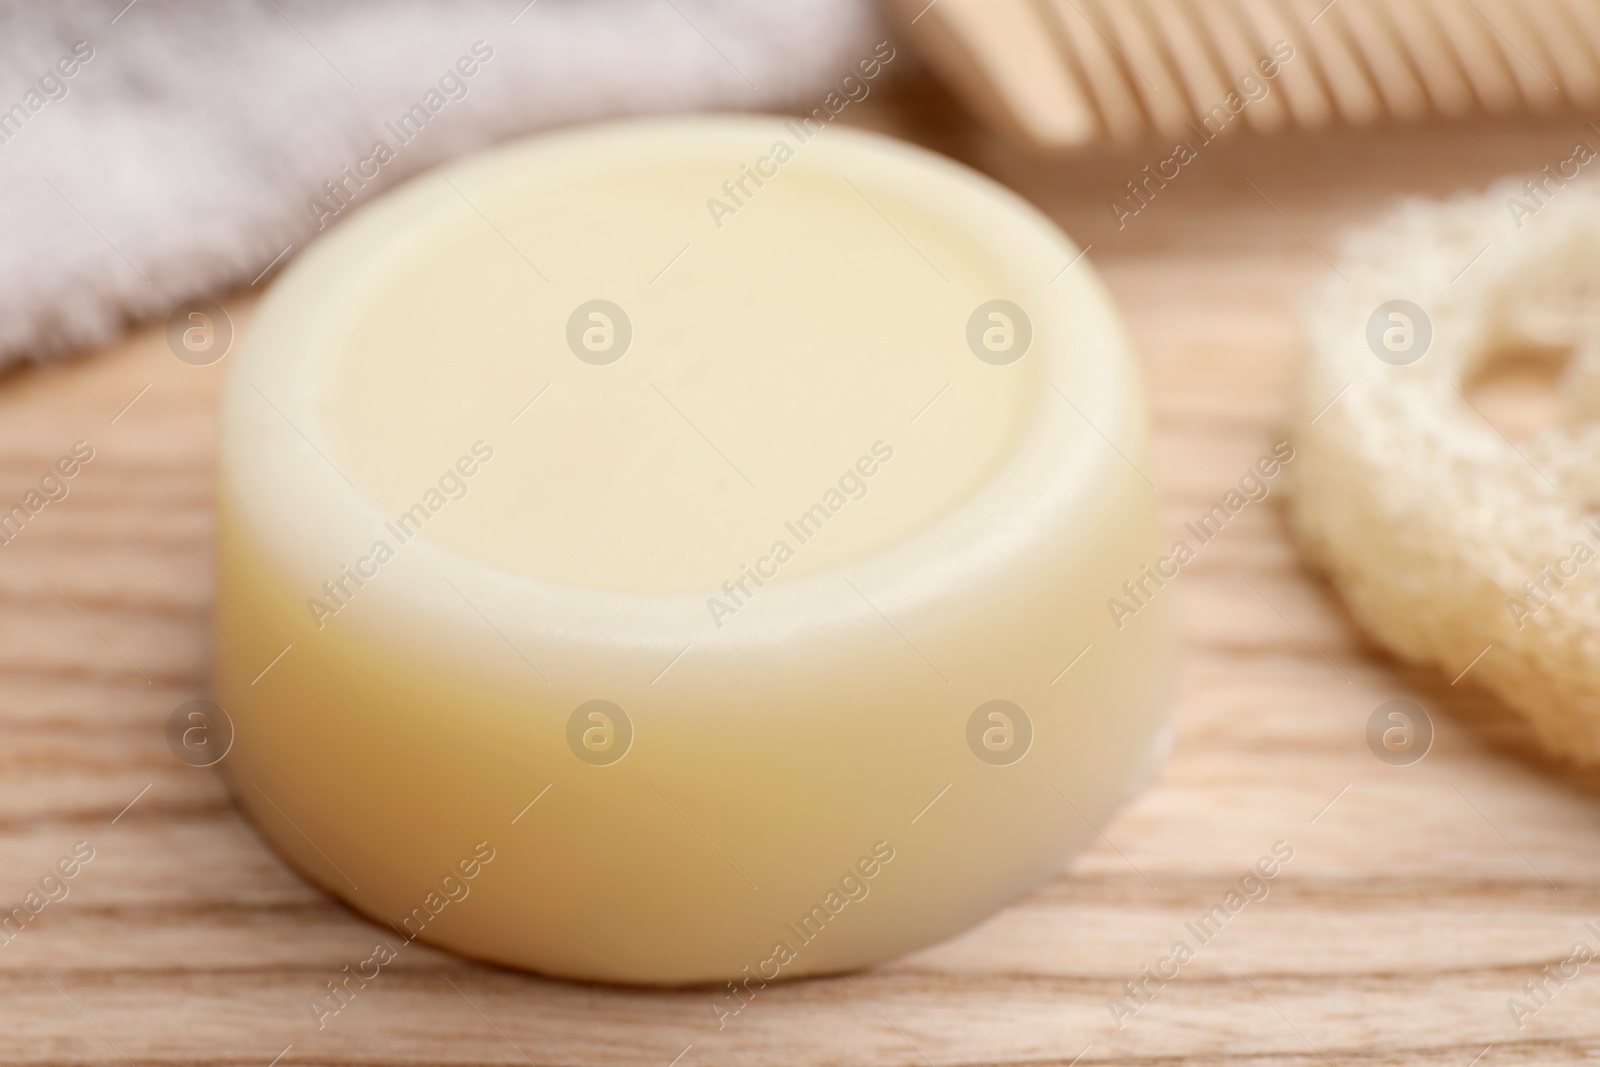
[1289,178,1600,764]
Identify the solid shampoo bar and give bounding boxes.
[214,116,1174,984]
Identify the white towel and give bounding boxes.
[0,0,883,371]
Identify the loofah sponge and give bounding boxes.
[1289,177,1600,764]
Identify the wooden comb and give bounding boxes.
[886,0,1600,148]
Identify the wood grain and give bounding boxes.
[5,70,1600,1066]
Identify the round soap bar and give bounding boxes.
[215,116,1174,985]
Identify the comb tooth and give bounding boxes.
[1553,0,1600,94]
[1335,0,1432,120]
[892,0,1100,148]
[1138,0,1237,130]
[1470,0,1566,108]
[1377,0,1479,116]
[1232,0,1338,128]
[1086,0,1198,136]
[1041,0,1150,143]
[1421,0,1531,112]
[1280,0,1386,124]
[1178,0,1291,132]
[1519,0,1600,106]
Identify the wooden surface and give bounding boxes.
[7,71,1600,1066]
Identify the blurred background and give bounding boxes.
[4,1,1600,1064]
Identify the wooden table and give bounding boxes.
[5,70,1600,1066]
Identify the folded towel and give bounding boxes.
[0,0,882,371]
